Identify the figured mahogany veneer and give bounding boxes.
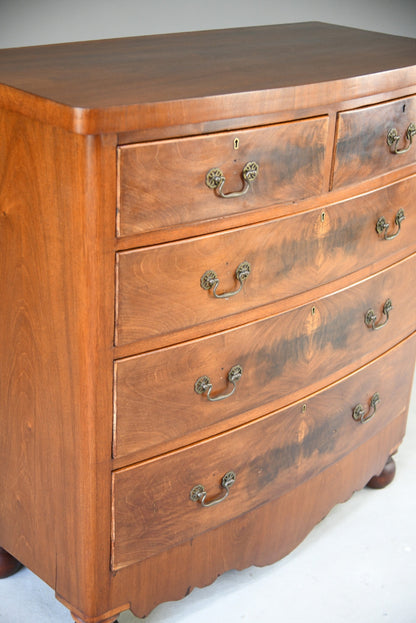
[112,335,416,569]
[1,22,416,623]
[115,176,416,349]
[117,117,329,236]
[114,254,416,461]
[333,95,416,189]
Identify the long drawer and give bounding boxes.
[112,333,416,570]
[332,95,416,189]
[117,116,329,237]
[113,254,416,460]
[115,176,416,347]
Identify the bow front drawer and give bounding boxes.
[117,117,329,237]
[113,254,416,461]
[332,95,416,189]
[111,334,416,570]
[115,176,416,348]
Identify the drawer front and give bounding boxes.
[117,117,329,237]
[112,334,416,569]
[332,95,416,189]
[116,176,416,347]
[114,254,416,460]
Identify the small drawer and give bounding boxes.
[111,334,416,569]
[113,254,416,461]
[332,95,416,189]
[117,117,329,237]
[115,176,416,348]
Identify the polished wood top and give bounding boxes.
[0,22,415,134]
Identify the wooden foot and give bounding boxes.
[366,456,396,489]
[0,547,22,578]
[71,614,119,623]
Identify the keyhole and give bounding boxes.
[234,138,240,150]
[320,211,326,222]
[311,306,316,316]
[403,104,406,113]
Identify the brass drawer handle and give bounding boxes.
[352,392,380,424]
[200,262,251,298]
[365,298,392,331]
[376,209,405,240]
[206,161,259,198]
[194,364,243,402]
[190,471,236,507]
[387,122,416,154]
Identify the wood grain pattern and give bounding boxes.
[70,612,120,623]
[332,95,416,188]
[0,23,415,134]
[113,161,416,253]
[117,117,328,236]
[113,253,416,461]
[110,410,409,618]
[116,175,416,348]
[1,23,416,623]
[112,334,416,569]
[0,108,117,616]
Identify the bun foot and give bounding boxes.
[0,547,22,578]
[71,613,120,623]
[367,456,396,489]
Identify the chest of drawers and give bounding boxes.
[0,22,416,623]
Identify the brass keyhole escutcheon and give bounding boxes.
[234,138,240,150]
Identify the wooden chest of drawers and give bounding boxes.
[0,22,416,622]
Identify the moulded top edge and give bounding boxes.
[0,22,415,134]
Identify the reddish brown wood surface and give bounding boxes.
[112,335,416,569]
[366,455,396,489]
[116,175,416,349]
[117,117,328,236]
[0,547,22,578]
[114,254,416,461]
[0,108,117,615]
[1,22,415,623]
[109,411,408,618]
[71,613,120,623]
[332,95,416,188]
[0,23,415,134]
